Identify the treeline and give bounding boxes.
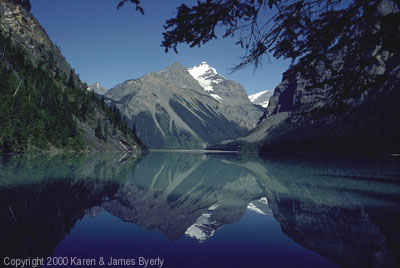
[93,96,144,148]
[0,31,142,152]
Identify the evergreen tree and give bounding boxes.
[112,104,121,127]
[101,95,105,110]
[0,16,145,153]
[95,118,103,139]
[104,122,108,141]
[67,69,75,89]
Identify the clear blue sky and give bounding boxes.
[31,0,290,95]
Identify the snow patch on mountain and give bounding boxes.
[185,202,222,242]
[249,90,273,108]
[247,203,267,215]
[249,90,268,102]
[210,93,223,102]
[258,100,269,107]
[247,197,272,216]
[259,197,268,204]
[188,61,223,92]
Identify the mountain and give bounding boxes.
[249,90,274,108]
[211,1,400,154]
[99,152,264,242]
[87,82,107,95]
[105,62,263,149]
[3,152,399,267]
[0,0,143,153]
[247,197,272,215]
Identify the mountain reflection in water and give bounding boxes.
[0,152,399,268]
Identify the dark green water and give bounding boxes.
[0,152,399,268]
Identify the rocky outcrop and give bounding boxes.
[87,82,107,95]
[0,0,74,81]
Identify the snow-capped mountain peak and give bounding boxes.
[249,90,269,102]
[188,61,218,79]
[185,203,222,242]
[188,62,222,92]
[249,90,273,108]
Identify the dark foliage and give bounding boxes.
[259,80,400,154]
[21,1,400,94]
[0,30,143,152]
[119,0,399,94]
[162,1,398,63]
[117,0,144,14]
[0,32,87,152]
[93,93,145,148]
[95,118,103,139]
[11,0,31,11]
[21,0,398,96]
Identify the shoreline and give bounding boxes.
[149,149,238,153]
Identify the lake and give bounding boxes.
[0,152,399,268]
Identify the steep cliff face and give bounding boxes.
[215,1,400,153]
[105,62,263,149]
[256,59,399,153]
[0,0,73,81]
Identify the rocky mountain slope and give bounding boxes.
[249,90,273,108]
[212,1,400,153]
[0,0,142,152]
[105,62,263,149]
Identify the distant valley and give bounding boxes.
[1,0,398,154]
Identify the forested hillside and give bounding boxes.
[0,1,144,153]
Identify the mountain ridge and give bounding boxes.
[105,62,263,149]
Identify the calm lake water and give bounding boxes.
[0,152,399,268]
